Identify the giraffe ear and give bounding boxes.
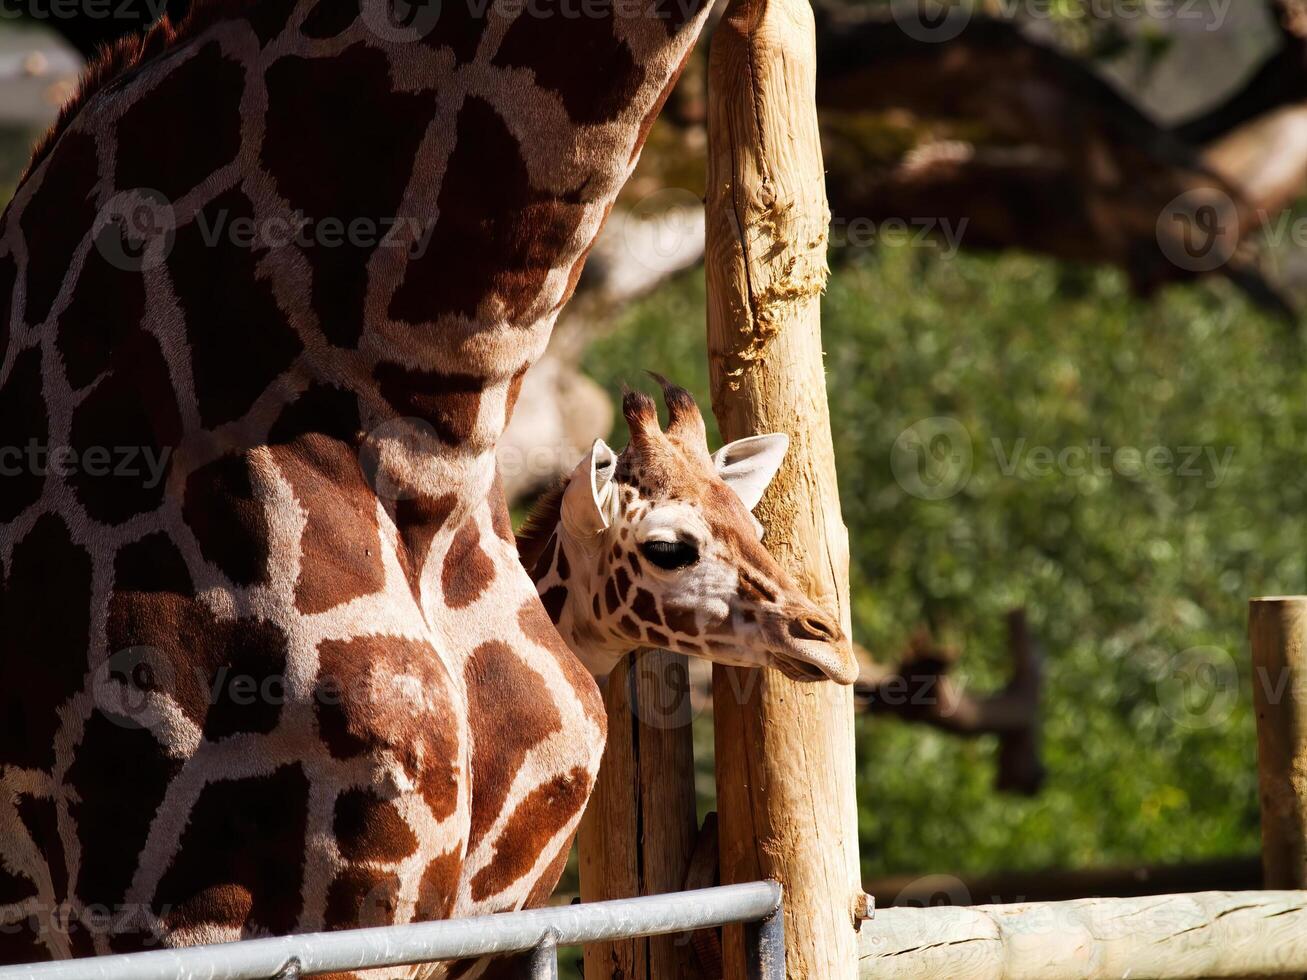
[712,433,789,511]
[562,438,618,538]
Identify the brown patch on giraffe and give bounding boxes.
[115,42,244,202]
[414,848,461,922]
[105,596,290,740]
[517,600,604,720]
[664,605,698,637]
[463,641,561,850]
[301,0,356,37]
[614,565,632,598]
[738,571,777,605]
[113,529,193,595]
[504,365,529,419]
[630,588,661,626]
[267,433,385,616]
[389,96,586,326]
[469,767,590,901]
[646,627,668,648]
[17,795,66,904]
[394,491,458,604]
[244,0,299,44]
[530,532,557,583]
[315,635,462,819]
[0,348,48,523]
[555,542,570,581]
[334,788,420,863]
[523,836,572,909]
[489,479,516,544]
[0,252,14,358]
[269,381,362,443]
[67,326,182,523]
[67,710,183,910]
[617,614,640,639]
[493,2,644,125]
[0,917,48,968]
[626,550,641,577]
[171,188,303,427]
[262,44,437,347]
[374,365,484,447]
[54,240,146,390]
[420,0,488,62]
[155,764,310,937]
[592,593,600,619]
[604,576,621,616]
[0,863,35,906]
[182,451,270,586]
[441,516,495,609]
[324,867,400,931]
[540,585,568,625]
[20,130,98,324]
[0,515,91,771]
[109,533,293,740]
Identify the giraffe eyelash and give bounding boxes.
[638,539,699,570]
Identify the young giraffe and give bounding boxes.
[0,0,721,973]
[519,379,859,685]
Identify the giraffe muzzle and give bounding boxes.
[770,609,858,684]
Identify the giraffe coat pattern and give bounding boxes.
[0,0,712,973]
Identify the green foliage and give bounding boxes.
[582,244,1303,880]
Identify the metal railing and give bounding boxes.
[0,882,784,980]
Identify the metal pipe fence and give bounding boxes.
[0,882,784,980]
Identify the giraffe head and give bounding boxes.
[524,378,858,684]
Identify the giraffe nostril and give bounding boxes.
[789,615,838,643]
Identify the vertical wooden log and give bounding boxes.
[705,0,861,976]
[1251,596,1307,889]
[580,649,698,980]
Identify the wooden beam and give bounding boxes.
[857,890,1307,979]
[704,0,861,975]
[579,649,698,980]
[1251,596,1307,890]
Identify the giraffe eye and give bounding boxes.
[639,540,699,570]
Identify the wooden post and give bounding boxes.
[705,0,862,975]
[857,890,1307,979]
[1250,596,1307,889]
[579,649,698,980]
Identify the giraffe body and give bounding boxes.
[0,0,711,971]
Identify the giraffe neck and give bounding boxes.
[0,0,714,956]
[529,528,630,677]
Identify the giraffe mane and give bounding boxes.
[22,0,255,183]
[516,477,570,572]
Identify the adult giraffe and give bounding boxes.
[0,0,854,974]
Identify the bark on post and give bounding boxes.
[705,0,861,976]
[1250,596,1307,889]
[579,649,698,980]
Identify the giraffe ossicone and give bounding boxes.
[522,377,860,685]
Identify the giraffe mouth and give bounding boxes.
[773,653,837,683]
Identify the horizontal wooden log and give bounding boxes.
[857,890,1307,979]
